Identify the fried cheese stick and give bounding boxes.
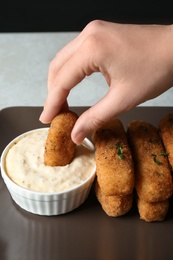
[159,113,173,170]
[44,111,78,166]
[95,180,133,217]
[127,120,173,203]
[92,118,134,196]
[137,197,169,222]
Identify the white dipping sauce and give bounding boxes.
[5,129,95,192]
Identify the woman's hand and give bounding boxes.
[40,20,173,144]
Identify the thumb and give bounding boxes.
[71,87,131,144]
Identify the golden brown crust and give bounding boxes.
[95,180,133,217]
[44,111,78,166]
[92,118,134,196]
[137,197,169,222]
[127,120,173,202]
[159,113,173,170]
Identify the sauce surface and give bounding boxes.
[5,129,95,192]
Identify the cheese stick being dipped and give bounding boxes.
[44,111,78,166]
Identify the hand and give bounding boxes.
[39,20,173,144]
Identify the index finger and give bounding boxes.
[39,42,97,123]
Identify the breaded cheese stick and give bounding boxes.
[95,180,133,217]
[127,120,173,202]
[159,113,173,169]
[92,118,134,196]
[137,197,169,222]
[44,111,78,166]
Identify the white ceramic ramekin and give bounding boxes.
[0,128,96,215]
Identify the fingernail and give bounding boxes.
[72,131,85,145]
[39,111,50,124]
[39,112,44,122]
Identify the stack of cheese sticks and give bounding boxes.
[92,115,173,222]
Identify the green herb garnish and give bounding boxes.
[151,154,162,165]
[116,142,124,160]
[108,142,124,159]
[160,151,169,157]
